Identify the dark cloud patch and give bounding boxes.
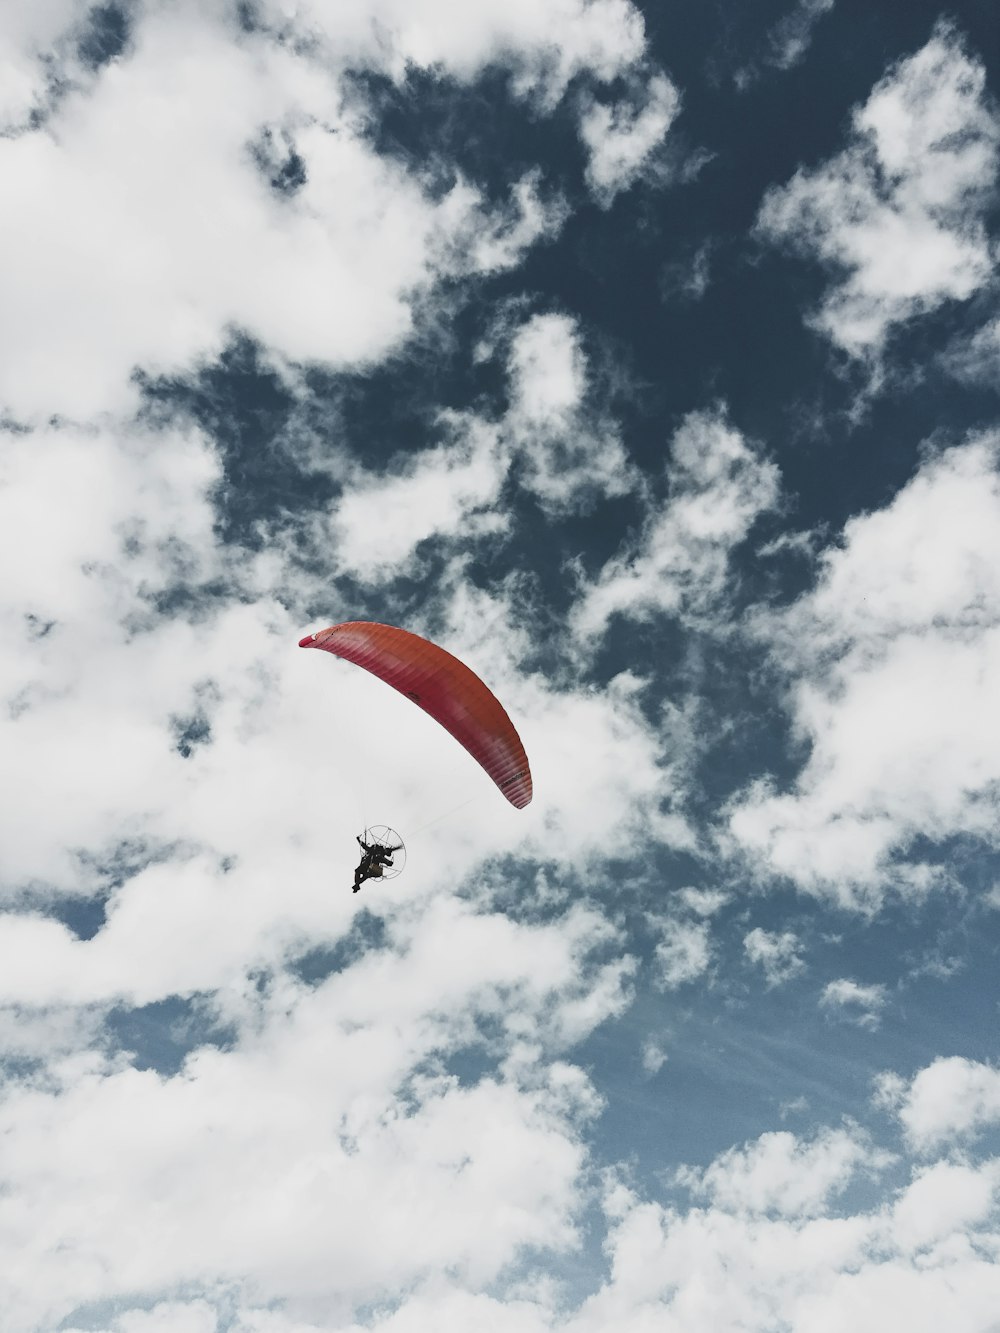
[171,681,220,758]
[24,613,56,640]
[251,127,308,196]
[234,0,262,34]
[270,147,307,195]
[138,578,236,627]
[78,4,130,70]
[172,711,212,759]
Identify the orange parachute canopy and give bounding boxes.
[298,622,532,809]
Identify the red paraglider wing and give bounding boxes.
[298,622,532,808]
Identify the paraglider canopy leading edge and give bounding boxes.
[298,621,533,809]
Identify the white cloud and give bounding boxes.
[0,896,628,1329]
[743,927,805,986]
[878,1057,1000,1154]
[0,14,426,418]
[316,310,642,584]
[0,575,669,1018]
[659,241,713,303]
[8,6,999,1331]
[12,1011,1000,1333]
[0,0,653,422]
[766,0,836,73]
[734,0,836,89]
[641,1040,668,1075]
[509,312,588,429]
[0,1003,105,1068]
[433,576,696,862]
[780,1096,809,1119]
[435,169,570,276]
[820,979,887,1028]
[0,356,690,933]
[943,314,1000,388]
[890,1158,1000,1253]
[676,886,729,917]
[0,380,687,1061]
[677,1127,884,1218]
[0,416,226,892]
[729,434,1000,907]
[756,23,999,357]
[330,419,509,582]
[63,1300,220,1333]
[564,1119,1000,1333]
[0,0,85,130]
[579,72,681,205]
[505,312,637,513]
[255,0,649,108]
[571,408,780,641]
[651,917,712,990]
[235,1287,556,1333]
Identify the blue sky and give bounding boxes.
[2,1,1000,1330]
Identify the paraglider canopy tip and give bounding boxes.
[298,634,316,648]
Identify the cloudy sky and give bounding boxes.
[2,1,1000,1329]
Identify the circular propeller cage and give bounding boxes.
[361,825,406,881]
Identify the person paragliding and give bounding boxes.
[298,620,533,897]
[352,832,403,893]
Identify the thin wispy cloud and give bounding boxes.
[820,978,889,1029]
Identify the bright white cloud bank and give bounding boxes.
[0,0,674,422]
[730,432,1000,908]
[1,898,629,1330]
[254,0,648,101]
[11,1051,1000,1331]
[1,17,531,419]
[757,22,999,357]
[576,1141,1000,1333]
